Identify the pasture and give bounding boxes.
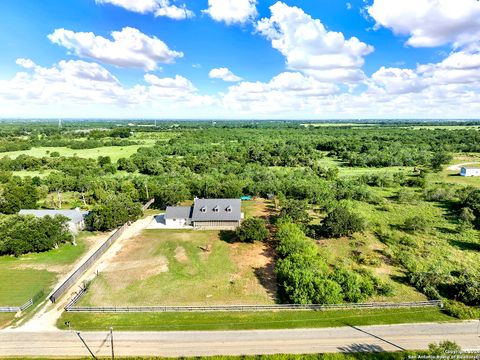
[79,228,277,306]
[314,182,480,303]
[1,145,144,162]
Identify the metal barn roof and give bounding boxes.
[191,198,241,222]
[164,206,192,220]
[18,209,89,224]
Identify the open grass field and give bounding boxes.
[79,227,277,306]
[0,232,101,307]
[1,145,144,162]
[58,307,454,331]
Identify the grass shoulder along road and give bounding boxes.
[0,352,445,360]
[58,307,455,331]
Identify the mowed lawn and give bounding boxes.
[0,232,97,307]
[1,145,144,162]
[79,229,277,306]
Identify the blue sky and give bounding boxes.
[0,0,479,119]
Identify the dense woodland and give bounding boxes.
[0,120,479,316]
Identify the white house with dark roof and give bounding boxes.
[164,198,242,230]
[18,208,89,233]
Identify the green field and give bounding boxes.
[0,232,96,307]
[79,228,276,306]
[58,307,454,331]
[1,145,144,162]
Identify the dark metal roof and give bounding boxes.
[191,198,241,222]
[164,206,192,220]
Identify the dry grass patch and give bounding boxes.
[80,229,277,306]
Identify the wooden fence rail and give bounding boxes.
[65,300,443,313]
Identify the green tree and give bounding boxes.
[279,199,311,226]
[321,206,365,238]
[236,217,269,243]
[0,180,39,214]
[430,152,453,172]
[86,194,142,231]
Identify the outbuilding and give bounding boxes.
[460,167,480,177]
[18,208,89,233]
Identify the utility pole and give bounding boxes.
[76,331,97,359]
[110,327,115,360]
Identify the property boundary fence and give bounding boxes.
[0,298,34,313]
[65,299,443,313]
[142,198,155,211]
[49,199,155,303]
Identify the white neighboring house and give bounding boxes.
[460,167,480,177]
[18,208,90,233]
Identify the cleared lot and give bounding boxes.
[79,228,277,306]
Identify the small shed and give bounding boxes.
[460,167,480,177]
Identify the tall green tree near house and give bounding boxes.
[236,217,269,243]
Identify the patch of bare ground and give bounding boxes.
[101,233,169,290]
[174,246,189,263]
[229,241,278,302]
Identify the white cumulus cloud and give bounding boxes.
[48,27,183,71]
[209,67,243,82]
[367,0,480,48]
[256,2,374,82]
[203,0,258,25]
[96,0,194,20]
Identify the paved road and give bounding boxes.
[1,322,479,357]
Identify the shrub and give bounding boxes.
[236,217,269,243]
[396,188,417,204]
[330,267,365,302]
[402,215,429,233]
[321,206,365,238]
[454,271,480,306]
[442,300,479,320]
[428,340,461,356]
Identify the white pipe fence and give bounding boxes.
[0,298,33,313]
